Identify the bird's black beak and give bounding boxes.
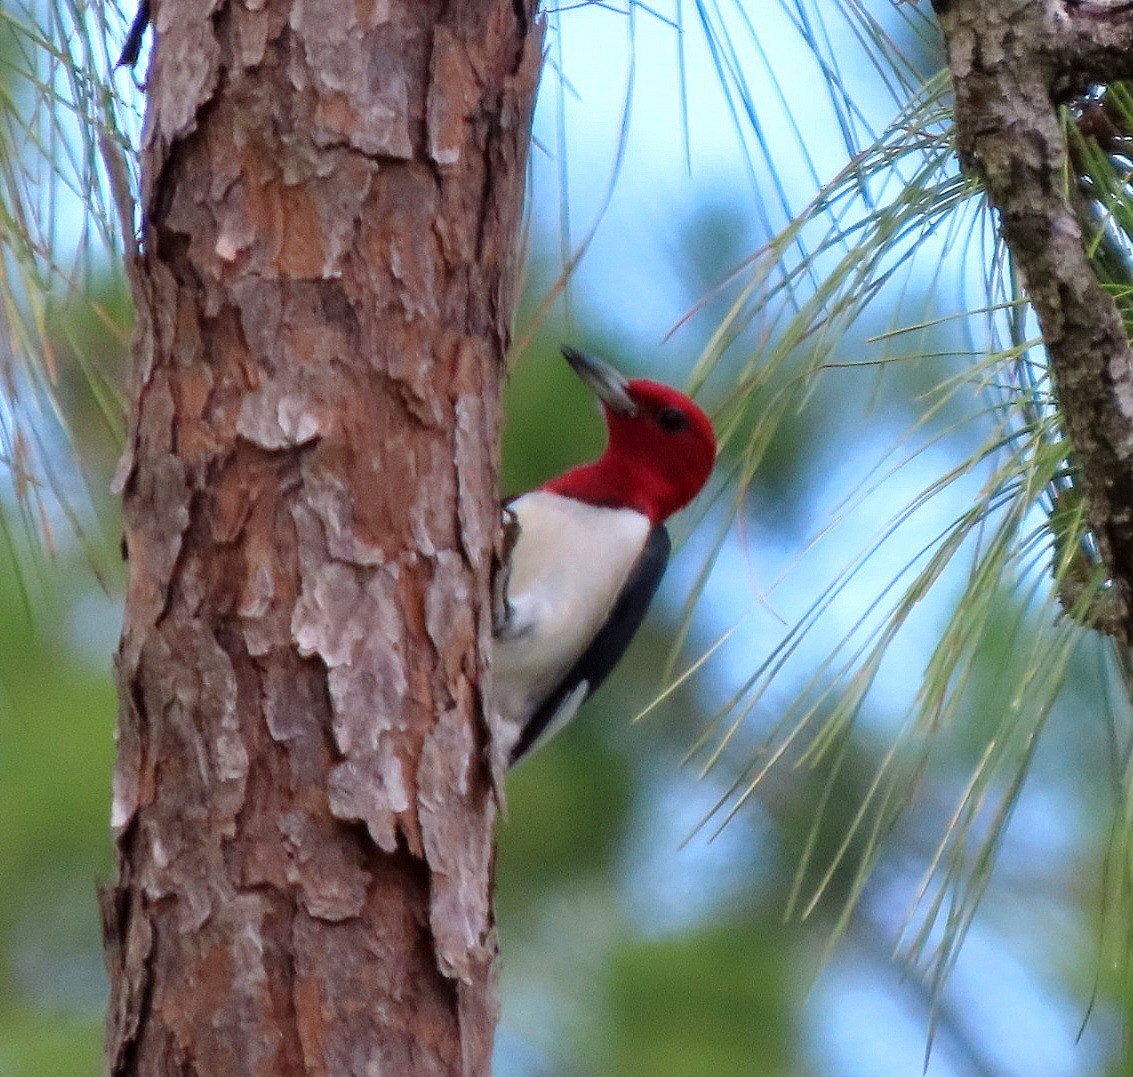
[562,347,638,417]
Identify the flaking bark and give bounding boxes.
[104,2,542,1074]
[933,0,1133,637]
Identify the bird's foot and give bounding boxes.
[492,506,520,637]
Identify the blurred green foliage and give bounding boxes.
[0,556,115,1075]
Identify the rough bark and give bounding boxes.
[103,2,542,1075]
[933,0,1133,637]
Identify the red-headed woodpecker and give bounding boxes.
[493,347,717,764]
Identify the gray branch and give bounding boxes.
[1057,1,1133,88]
[935,0,1133,641]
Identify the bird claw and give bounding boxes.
[492,506,520,637]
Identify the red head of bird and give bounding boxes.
[544,347,717,524]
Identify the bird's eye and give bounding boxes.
[657,406,688,433]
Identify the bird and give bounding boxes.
[492,347,717,765]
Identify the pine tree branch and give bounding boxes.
[935,0,1133,642]
[1057,1,1133,89]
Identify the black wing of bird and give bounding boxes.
[509,524,671,764]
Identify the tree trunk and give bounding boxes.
[102,2,542,1074]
